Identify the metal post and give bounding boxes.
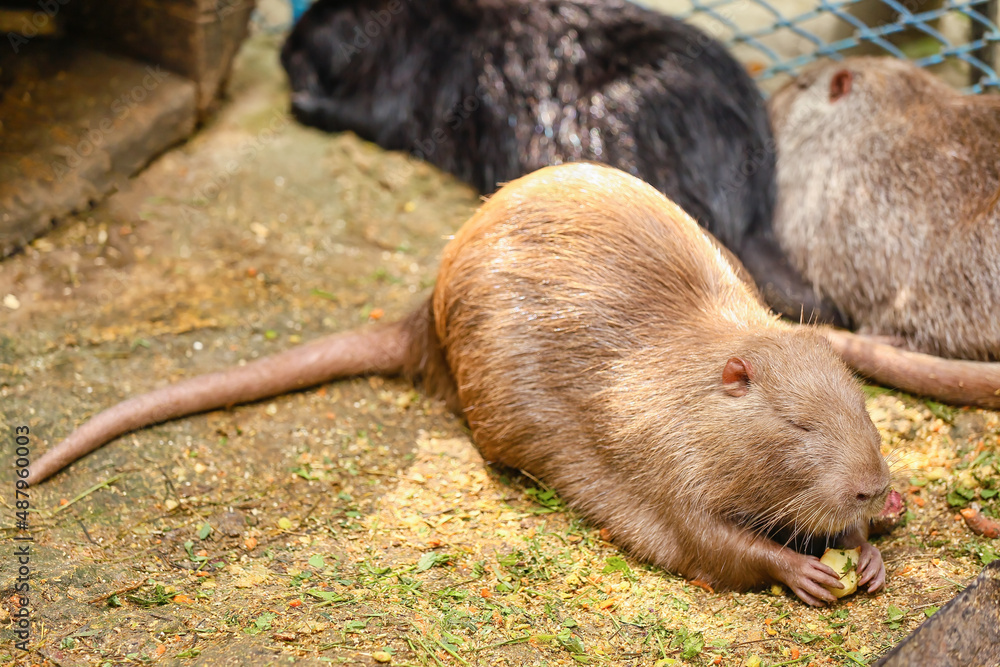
[992,0,1000,81]
[973,0,999,87]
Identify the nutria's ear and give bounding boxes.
[723,357,754,397]
[829,70,853,102]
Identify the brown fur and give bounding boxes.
[29,164,891,605]
[426,165,890,598]
[769,56,1000,361]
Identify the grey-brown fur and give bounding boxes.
[769,56,1000,361]
[29,164,891,605]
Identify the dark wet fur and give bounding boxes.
[280,0,843,324]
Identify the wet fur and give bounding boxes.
[280,0,840,324]
[427,166,888,589]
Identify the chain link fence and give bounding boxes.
[641,0,1000,92]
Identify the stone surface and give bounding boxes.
[0,46,197,257]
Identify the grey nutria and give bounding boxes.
[280,0,842,324]
[769,56,1000,362]
[29,164,892,605]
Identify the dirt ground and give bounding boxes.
[2,20,999,667]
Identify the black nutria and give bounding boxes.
[280,0,841,324]
[29,164,892,605]
[769,56,1000,362]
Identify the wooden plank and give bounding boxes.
[0,47,197,257]
[875,561,1000,667]
[68,0,255,113]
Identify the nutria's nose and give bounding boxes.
[855,481,890,504]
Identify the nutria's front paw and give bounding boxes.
[856,541,885,592]
[775,552,844,607]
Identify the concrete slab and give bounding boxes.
[0,45,197,257]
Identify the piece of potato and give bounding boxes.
[820,547,861,598]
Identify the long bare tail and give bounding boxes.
[822,329,1000,410]
[27,320,414,485]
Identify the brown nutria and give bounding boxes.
[769,56,1000,362]
[28,163,892,605]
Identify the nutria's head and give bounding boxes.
[695,325,891,539]
[768,56,950,151]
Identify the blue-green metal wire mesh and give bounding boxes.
[672,0,1000,92]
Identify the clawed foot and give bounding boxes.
[774,543,885,606]
[856,541,886,593]
[777,553,844,606]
